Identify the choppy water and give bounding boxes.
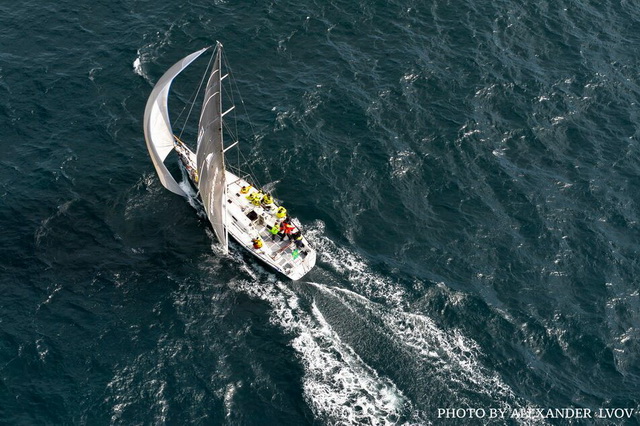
[1,0,640,424]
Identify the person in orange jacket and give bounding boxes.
[279,221,295,241]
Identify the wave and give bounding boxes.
[312,284,531,418]
[231,279,418,425]
[304,220,409,308]
[230,221,541,424]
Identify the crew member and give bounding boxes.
[261,193,274,210]
[279,221,295,241]
[267,222,280,241]
[252,236,263,249]
[276,206,287,218]
[251,191,264,206]
[291,230,305,248]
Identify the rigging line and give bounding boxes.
[219,50,261,188]
[221,48,277,198]
[217,67,246,184]
[219,54,241,173]
[222,109,261,192]
[176,46,216,141]
[222,117,260,192]
[221,55,240,156]
[224,99,243,181]
[222,52,240,158]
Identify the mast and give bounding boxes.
[196,42,228,254]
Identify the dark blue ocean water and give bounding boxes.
[2,0,640,424]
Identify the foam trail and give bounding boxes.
[297,302,411,425]
[304,220,408,308]
[232,221,539,424]
[133,56,144,78]
[314,285,530,414]
[302,222,542,424]
[133,48,151,80]
[232,279,420,425]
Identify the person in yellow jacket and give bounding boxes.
[249,191,264,206]
[276,206,287,218]
[252,236,263,249]
[261,193,274,210]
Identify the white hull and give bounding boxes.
[225,170,316,280]
[177,144,316,280]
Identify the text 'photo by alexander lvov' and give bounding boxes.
[1,0,640,425]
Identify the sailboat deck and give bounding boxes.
[225,172,316,280]
[177,143,315,280]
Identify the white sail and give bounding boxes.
[143,47,209,196]
[196,43,228,253]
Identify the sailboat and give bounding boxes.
[143,42,316,280]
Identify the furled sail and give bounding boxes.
[196,43,228,253]
[143,47,209,196]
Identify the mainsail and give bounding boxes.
[143,47,209,196]
[196,44,228,253]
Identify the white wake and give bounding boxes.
[230,220,543,425]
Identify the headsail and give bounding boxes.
[196,43,228,253]
[143,47,209,196]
